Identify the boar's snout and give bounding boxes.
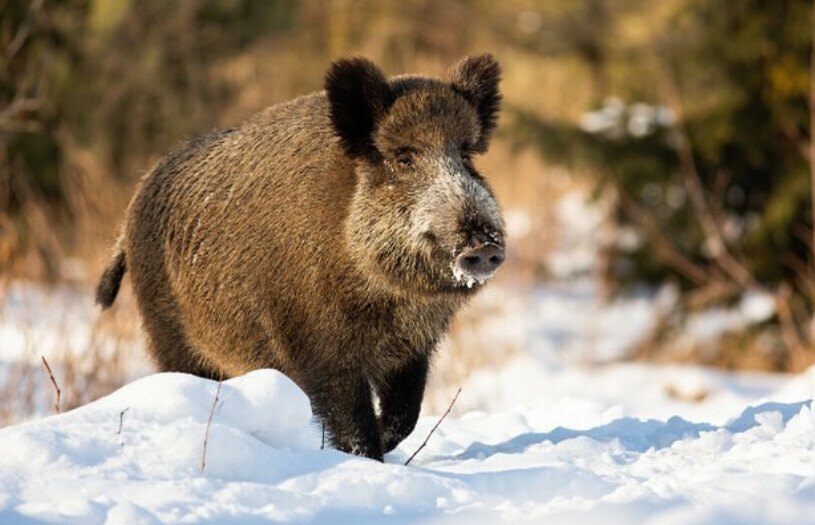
[453,242,505,287]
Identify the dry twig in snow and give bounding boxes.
[40,356,61,414]
[201,374,223,473]
[404,387,461,466]
[117,408,129,435]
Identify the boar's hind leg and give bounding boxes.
[139,289,222,379]
[376,355,429,454]
[308,372,383,461]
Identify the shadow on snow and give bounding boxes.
[455,400,812,461]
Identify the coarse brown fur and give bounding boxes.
[97,54,505,460]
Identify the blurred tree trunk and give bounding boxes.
[809,0,815,351]
[585,1,610,105]
[811,0,815,275]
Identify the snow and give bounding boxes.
[0,281,147,371]
[546,192,608,278]
[579,98,676,139]
[0,280,149,423]
[451,261,484,288]
[0,365,813,524]
[682,289,777,345]
[0,281,96,364]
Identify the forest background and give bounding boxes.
[1,0,813,421]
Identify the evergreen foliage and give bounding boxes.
[512,0,813,299]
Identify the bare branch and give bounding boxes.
[201,372,223,473]
[617,190,711,287]
[404,387,461,467]
[0,93,41,134]
[40,356,61,414]
[710,169,732,227]
[782,252,815,300]
[683,281,736,311]
[657,66,757,290]
[4,0,45,62]
[775,283,809,370]
[1,0,47,137]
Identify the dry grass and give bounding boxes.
[633,327,808,374]
[0,280,146,426]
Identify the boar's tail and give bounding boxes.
[96,238,127,310]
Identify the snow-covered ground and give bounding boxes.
[1,190,813,523]
[0,366,813,524]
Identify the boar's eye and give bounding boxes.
[395,149,416,171]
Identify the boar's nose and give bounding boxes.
[455,243,505,281]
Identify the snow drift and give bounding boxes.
[1,366,814,524]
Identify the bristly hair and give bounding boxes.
[446,54,502,152]
[325,57,394,160]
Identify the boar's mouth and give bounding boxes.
[418,230,505,291]
[371,230,504,295]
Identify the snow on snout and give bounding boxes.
[451,258,494,288]
[411,155,503,288]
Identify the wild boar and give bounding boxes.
[97,54,506,460]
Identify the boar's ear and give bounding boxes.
[447,54,502,151]
[325,57,393,160]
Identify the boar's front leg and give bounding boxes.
[308,371,384,461]
[377,355,429,454]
